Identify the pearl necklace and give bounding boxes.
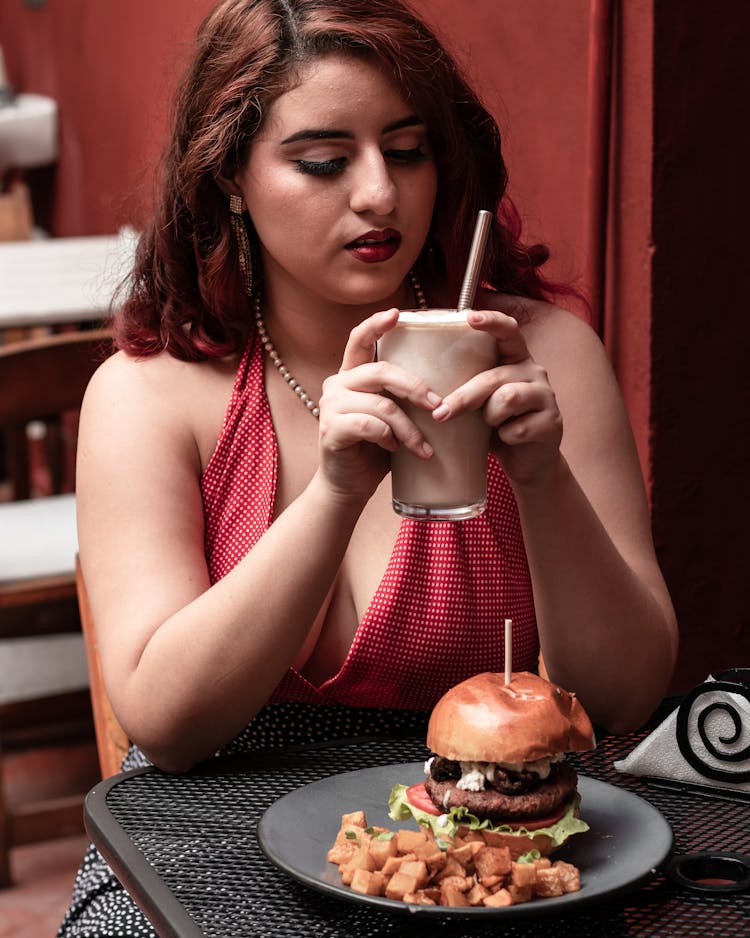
[253,271,428,419]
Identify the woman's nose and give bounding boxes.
[349,154,397,216]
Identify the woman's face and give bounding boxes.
[233,53,438,310]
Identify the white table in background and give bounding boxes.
[0,227,138,330]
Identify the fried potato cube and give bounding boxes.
[366,836,398,869]
[412,838,439,857]
[381,852,416,876]
[438,874,472,892]
[448,841,481,869]
[535,867,565,897]
[397,860,430,890]
[385,871,419,900]
[433,856,467,882]
[403,886,440,905]
[440,883,471,907]
[340,811,367,829]
[479,873,504,889]
[508,884,533,904]
[350,869,386,896]
[482,887,513,908]
[412,843,447,875]
[466,881,492,906]
[394,829,429,854]
[553,860,581,893]
[340,845,376,885]
[333,824,366,848]
[534,857,552,869]
[402,890,438,906]
[327,841,358,865]
[475,845,512,879]
[510,860,537,887]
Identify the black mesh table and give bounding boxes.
[85,716,750,937]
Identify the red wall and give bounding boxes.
[0,0,212,232]
[2,0,747,689]
[414,1,592,302]
[2,0,593,286]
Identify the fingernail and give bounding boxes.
[432,403,450,421]
[426,391,442,407]
[468,311,485,325]
[421,441,434,458]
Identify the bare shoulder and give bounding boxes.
[83,348,238,462]
[482,293,612,382]
[480,290,600,357]
[86,348,201,409]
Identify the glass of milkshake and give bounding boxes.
[377,310,498,521]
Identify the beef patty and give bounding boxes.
[425,761,578,822]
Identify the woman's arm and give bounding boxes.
[77,310,439,772]
[437,301,678,732]
[520,306,677,731]
[77,352,366,771]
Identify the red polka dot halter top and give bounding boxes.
[201,332,538,711]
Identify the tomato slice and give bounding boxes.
[405,782,569,829]
[508,804,567,830]
[405,782,441,815]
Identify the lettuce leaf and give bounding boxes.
[387,783,589,850]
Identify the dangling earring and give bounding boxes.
[229,194,254,299]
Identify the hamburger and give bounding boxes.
[388,671,596,857]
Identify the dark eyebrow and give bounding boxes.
[383,115,423,134]
[280,114,423,146]
[280,128,353,145]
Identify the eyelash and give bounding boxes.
[294,147,429,177]
[295,158,346,177]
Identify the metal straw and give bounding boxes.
[457,209,492,310]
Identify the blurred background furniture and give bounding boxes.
[0,328,112,886]
[0,228,137,342]
[75,556,130,780]
[0,181,33,242]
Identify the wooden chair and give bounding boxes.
[75,556,130,780]
[0,328,112,886]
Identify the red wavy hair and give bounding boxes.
[115,0,573,361]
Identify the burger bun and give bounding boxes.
[426,671,595,764]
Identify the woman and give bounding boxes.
[60,0,677,932]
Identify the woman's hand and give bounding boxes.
[433,309,563,486]
[316,308,441,501]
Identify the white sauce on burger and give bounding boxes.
[455,753,564,791]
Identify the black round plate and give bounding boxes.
[257,762,673,918]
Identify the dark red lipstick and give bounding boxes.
[346,228,401,263]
